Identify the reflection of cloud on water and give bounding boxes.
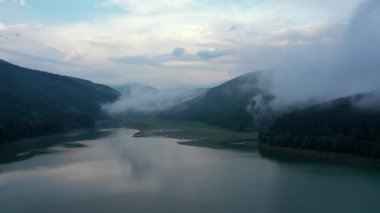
[0,127,262,212]
[0,158,161,195]
[0,129,114,165]
[0,128,206,198]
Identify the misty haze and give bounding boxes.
[0,0,380,213]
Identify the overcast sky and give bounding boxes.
[0,0,366,88]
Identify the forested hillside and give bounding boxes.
[260,93,380,158]
[159,71,274,131]
[0,60,120,143]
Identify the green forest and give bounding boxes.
[0,60,119,143]
[260,93,380,159]
[159,71,274,131]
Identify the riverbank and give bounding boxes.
[133,128,258,149]
[177,140,258,149]
[130,122,380,166]
[259,143,380,167]
[0,129,112,164]
[119,118,258,147]
[102,118,380,167]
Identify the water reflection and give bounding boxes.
[0,128,379,213]
[0,129,112,164]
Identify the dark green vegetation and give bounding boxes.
[0,129,112,164]
[159,71,274,131]
[120,118,258,144]
[260,93,380,159]
[0,59,119,143]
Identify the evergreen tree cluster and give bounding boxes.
[0,60,119,143]
[260,93,380,158]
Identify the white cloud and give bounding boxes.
[12,0,26,6]
[0,22,5,31]
[100,0,193,13]
[110,56,161,67]
[0,0,366,89]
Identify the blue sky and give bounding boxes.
[0,0,125,24]
[0,0,367,89]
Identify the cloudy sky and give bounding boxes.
[0,0,366,88]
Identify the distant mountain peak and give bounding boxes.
[159,70,274,130]
[227,70,274,83]
[114,83,158,98]
[106,83,207,114]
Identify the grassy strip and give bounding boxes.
[121,118,258,144]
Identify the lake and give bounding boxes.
[0,128,379,213]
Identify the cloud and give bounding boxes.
[0,48,84,67]
[0,0,366,90]
[261,0,380,107]
[197,49,233,60]
[0,22,5,31]
[268,23,344,45]
[100,0,193,13]
[109,56,161,67]
[103,84,206,114]
[12,0,26,6]
[171,47,186,57]
[333,0,380,91]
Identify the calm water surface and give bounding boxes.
[0,128,379,213]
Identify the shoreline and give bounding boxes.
[259,143,380,167]
[133,128,380,167]
[3,124,380,168]
[178,140,258,149]
[0,128,112,164]
[133,128,258,149]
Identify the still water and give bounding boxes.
[0,128,379,213]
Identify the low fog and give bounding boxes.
[105,0,380,115]
[270,0,380,107]
[104,84,206,115]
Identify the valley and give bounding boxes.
[1,1,380,212]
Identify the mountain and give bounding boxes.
[106,84,207,115]
[0,60,120,143]
[159,71,274,131]
[114,83,158,98]
[160,88,207,109]
[260,92,380,158]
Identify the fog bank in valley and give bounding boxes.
[104,84,206,115]
[270,0,380,107]
[104,0,380,115]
